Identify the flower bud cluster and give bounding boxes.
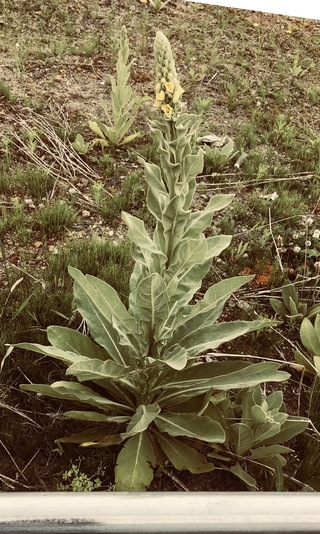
[153,31,184,118]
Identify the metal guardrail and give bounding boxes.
[1,492,320,533]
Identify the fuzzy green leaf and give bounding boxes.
[135,273,169,341]
[161,346,188,370]
[282,282,298,310]
[251,405,267,425]
[270,298,287,318]
[300,317,320,356]
[156,362,289,407]
[47,326,109,361]
[66,359,130,382]
[21,381,131,413]
[266,390,284,412]
[88,120,107,140]
[205,235,233,259]
[155,412,225,442]
[294,350,317,374]
[57,428,112,445]
[172,275,255,342]
[115,432,155,491]
[13,343,87,366]
[123,404,161,439]
[177,320,274,357]
[63,411,130,424]
[256,417,309,447]
[184,195,234,239]
[68,267,133,366]
[229,463,257,489]
[155,433,215,474]
[122,212,166,270]
[250,444,292,459]
[229,423,254,455]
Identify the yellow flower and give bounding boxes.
[156,90,166,102]
[154,90,166,107]
[161,103,173,116]
[164,81,175,94]
[172,84,184,104]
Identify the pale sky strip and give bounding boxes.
[186,0,320,21]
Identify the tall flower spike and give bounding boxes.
[153,31,184,118]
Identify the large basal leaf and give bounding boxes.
[155,412,225,443]
[47,326,109,361]
[66,358,130,382]
[176,319,276,357]
[155,432,215,474]
[68,267,130,366]
[13,343,88,367]
[155,362,289,407]
[115,432,155,491]
[69,266,137,343]
[122,404,161,439]
[63,410,131,424]
[84,274,135,332]
[171,275,255,343]
[21,381,131,413]
[57,427,113,445]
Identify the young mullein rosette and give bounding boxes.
[10,31,298,493]
[153,31,184,119]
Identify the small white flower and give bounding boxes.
[293,246,301,253]
[314,261,320,273]
[292,233,299,240]
[305,240,312,247]
[307,218,314,226]
[313,229,320,239]
[276,235,283,246]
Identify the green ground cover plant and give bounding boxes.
[0,0,319,492]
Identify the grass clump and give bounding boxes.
[34,201,77,237]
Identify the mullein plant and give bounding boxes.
[88,25,149,149]
[8,31,304,491]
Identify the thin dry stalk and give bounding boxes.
[162,467,190,491]
[269,207,284,273]
[0,401,41,428]
[7,109,113,208]
[0,439,28,482]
